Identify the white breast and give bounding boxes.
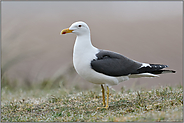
[73,44,129,85]
[72,34,129,85]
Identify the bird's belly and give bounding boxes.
[73,57,127,85]
[73,49,129,85]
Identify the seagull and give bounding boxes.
[60,21,176,109]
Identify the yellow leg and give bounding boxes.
[101,84,106,107]
[105,86,109,109]
[97,85,109,110]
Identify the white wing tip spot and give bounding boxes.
[141,63,151,68]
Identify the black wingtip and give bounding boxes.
[171,70,176,73]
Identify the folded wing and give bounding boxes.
[91,50,175,77]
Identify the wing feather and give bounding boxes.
[91,50,142,77]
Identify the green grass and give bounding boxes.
[1,85,183,122]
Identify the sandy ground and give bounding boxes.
[2,2,182,91]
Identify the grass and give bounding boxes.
[1,84,183,122]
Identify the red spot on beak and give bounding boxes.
[62,32,66,34]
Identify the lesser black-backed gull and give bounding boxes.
[60,21,176,109]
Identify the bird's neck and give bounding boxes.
[74,34,95,54]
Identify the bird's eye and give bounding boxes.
[78,25,82,27]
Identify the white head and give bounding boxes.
[61,21,90,36]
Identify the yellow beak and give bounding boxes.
[60,28,73,35]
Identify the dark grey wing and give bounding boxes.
[90,50,142,77]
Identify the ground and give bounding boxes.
[1,84,183,122]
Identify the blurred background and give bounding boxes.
[1,1,182,91]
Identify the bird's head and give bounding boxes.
[61,21,90,36]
